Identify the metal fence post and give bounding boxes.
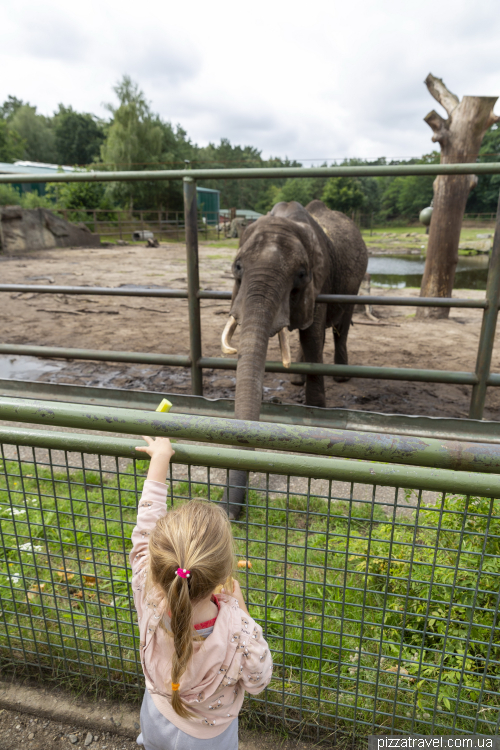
[183,176,203,396]
[469,191,500,419]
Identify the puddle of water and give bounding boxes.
[368,254,489,289]
[0,355,64,381]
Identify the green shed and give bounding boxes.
[196,187,220,225]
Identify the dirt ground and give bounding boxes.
[1,239,499,421]
[0,680,313,750]
[0,708,138,750]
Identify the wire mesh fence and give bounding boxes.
[1,437,499,740]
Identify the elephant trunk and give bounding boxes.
[222,280,283,519]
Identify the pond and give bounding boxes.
[367,254,489,290]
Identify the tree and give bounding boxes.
[54,106,105,165]
[380,153,438,220]
[465,124,500,214]
[100,76,185,210]
[418,74,499,317]
[0,96,25,120]
[0,184,22,205]
[8,104,58,163]
[0,119,24,162]
[322,176,365,213]
[46,178,116,227]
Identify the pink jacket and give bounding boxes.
[129,480,273,739]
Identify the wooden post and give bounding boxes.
[418,74,499,318]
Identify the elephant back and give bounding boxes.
[305,200,368,294]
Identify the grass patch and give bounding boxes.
[1,457,499,737]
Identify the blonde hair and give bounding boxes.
[147,501,235,719]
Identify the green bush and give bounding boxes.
[315,493,500,713]
[0,184,22,206]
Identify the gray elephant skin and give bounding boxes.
[220,200,368,519]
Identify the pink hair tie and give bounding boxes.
[176,568,191,579]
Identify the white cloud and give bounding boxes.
[0,0,499,160]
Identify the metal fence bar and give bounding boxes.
[2,162,500,185]
[1,424,500,495]
[0,284,489,308]
[0,284,189,298]
[0,344,491,387]
[199,356,486,384]
[183,177,203,396]
[4,397,500,474]
[6,378,500,444]
[0,345,190,367]
[469,192,500,418]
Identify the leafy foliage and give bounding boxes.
[0,184,23,206]
[322,176,366,213]
[99,76,187,210]
[7,104,58,163]
[466,125,500,214]
[0,119,24,162]
[54,106,105,166]
[46,178,116,225]
[1,85,498,218]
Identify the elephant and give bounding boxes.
[219,199,368,519]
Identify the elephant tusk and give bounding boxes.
[278,328,291,368]
[221,316,238,355]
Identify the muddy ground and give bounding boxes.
[1,240,499,421]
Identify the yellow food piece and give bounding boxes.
[237,560,252,569]
[156,398,173,413]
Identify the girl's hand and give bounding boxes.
[136,436,175,483]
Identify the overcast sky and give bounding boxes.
[2,0,499,163]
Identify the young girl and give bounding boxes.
[131,435,273,750]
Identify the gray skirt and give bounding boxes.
[137,689,238,750]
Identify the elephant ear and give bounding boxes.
[291,221,327,330]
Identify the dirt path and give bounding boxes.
[1,241,499,421]
[0,680,311,750]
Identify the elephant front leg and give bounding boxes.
[291,344,306,386]
[299,308,327,408]
[333,305,354,382]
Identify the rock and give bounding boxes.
[133,722,140,730]
[68,734,78,744]
[477,233,492,239]
[28,733,34,739]
[84,731,93,746]
[458,239,492,252]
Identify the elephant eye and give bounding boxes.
[233,260,243,278]
[294,267,308,288]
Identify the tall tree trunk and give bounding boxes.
[418,74,499,318]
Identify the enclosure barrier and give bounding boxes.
[1,163,500,419]
[0,399,500,739]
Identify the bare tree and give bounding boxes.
[418,74,499,318]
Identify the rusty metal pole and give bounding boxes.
[469,190,500,419]
[183,176,203,396]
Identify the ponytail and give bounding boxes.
[169,574,194,718]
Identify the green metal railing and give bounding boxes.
[1,163,500,422]
[0,404,499,738]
